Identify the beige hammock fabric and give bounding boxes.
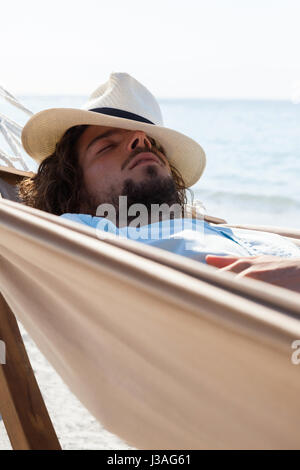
[1,197,300,449]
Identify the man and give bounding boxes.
[19,72,300,293]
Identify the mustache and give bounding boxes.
[121,146,166,171]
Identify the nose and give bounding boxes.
[127,130,152,152]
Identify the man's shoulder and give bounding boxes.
[60,213,97,227]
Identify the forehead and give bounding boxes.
[78,125,123,148]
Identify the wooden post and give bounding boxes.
[0,293,61,450]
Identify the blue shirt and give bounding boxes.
[60,213,300,263]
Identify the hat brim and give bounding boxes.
[22,108,206,187]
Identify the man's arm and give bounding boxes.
[205,254,300,294]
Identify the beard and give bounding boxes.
[119,165,178,207]
[78,164,181,225]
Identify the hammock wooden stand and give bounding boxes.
[0,294,61,450]
[0,168,61,450]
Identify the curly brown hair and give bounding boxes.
[18,125,188,215]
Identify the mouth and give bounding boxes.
[128,152,162,170]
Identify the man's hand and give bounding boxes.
[205,254,300,294]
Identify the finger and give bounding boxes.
[237,269,270,281]
[205,255,241,269]
[220,260,254,274]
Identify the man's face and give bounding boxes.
[77,125,173,210]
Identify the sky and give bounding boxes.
[1,0,300,99]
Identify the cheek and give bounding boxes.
[165,160,172,174]
[83,160,122,191]
[159,153,171,173]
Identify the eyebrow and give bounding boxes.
[85,129,120,153]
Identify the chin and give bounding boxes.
[137,164,168,180]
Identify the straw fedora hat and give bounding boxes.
[21,72,206,187]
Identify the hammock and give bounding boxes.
[0,85,33,172]
[1,94,300,449]
[0,196,300,449]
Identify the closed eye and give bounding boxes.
[96,144,114,155]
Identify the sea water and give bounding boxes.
[1,96,300,229]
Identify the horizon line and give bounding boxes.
[16,94,296,103]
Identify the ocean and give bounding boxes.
[1,95,300,229]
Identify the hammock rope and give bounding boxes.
[0,85,34,172]
[0,85,33,117]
